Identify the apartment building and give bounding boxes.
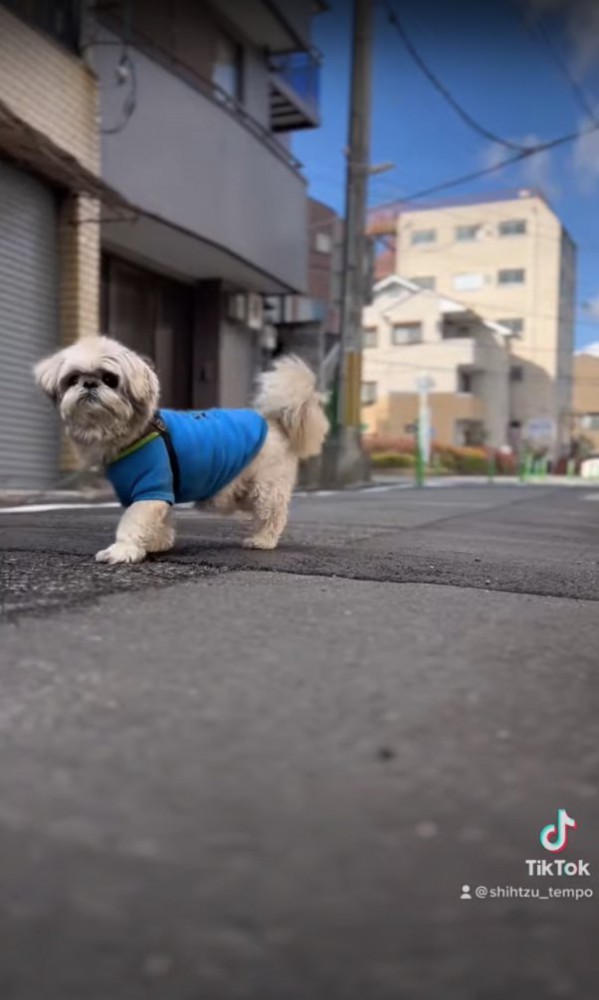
[0,0,323,488]
[93,0,322,411]
[361,276,511,448]
[391,189,577,454]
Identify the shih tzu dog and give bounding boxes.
[34,336,329,564]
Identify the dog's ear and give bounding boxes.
[121,350,160,411]
[33,353,62,403]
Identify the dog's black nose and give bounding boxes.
[83,379,98,390]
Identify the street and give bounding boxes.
[0,482,598,999]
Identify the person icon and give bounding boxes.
[460,884,472,900]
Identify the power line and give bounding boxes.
[370,117,599,207]
[383,1,528,153]
[523,14,598,124]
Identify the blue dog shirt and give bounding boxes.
[105,408,268,506]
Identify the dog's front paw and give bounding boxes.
[242,535,278,550]
[95,542,146,565]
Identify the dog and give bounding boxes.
[34,336,329,564]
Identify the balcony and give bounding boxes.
[95,28,308,293]
[269,50,321,132]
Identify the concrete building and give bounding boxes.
[93,0,322,412]
[372,189,577,455]
[570,349,599,453]
[0,0,323,489]
[361,276,511,448]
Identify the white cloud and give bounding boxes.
[571,117,599,193]
[581,294,599,318]
[521,0,599,76]
[576,340,599,355]
[480,134,559,200]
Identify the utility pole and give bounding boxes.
[325,0,373,486]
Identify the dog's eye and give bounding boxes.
[65,373,79,389]
[101,371,119,389]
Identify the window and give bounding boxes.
[455,224,480,242]
[391,322,422,345]
[499,219,527,236]
[410,275,436,290]
[361,381,377,405]
[453,272,484,291]
[315,232,332,254]
[411,228,436,245]
[498,269,525,285]
[498,318,524,335]
[362,327,378,348]
[213,31,243,102]
[510,365,524,382]
[582,414,599,430]
[458,369,473,394]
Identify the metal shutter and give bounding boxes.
[0,160,60,489]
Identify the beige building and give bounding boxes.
[361,276,511,448]
[571,350,599,453]
[389,189,576,453]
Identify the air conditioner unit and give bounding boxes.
[263,295,284,324]
[247,292,264,330]
[226,293,246,323]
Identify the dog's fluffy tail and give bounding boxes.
[254,355,329,459]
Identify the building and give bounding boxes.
[265,197,343,377]
[0,0,323,489]
[361,275,512,448]
[371,189,577,455]
[0,1,103,489]
[570,348,599,453]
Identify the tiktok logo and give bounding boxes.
[539,809,577,853]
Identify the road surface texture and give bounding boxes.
[0,482,598,999]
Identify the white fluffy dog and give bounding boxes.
[34,336,329,564]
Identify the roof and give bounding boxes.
[0,96,130,213]
[371,274,512,336]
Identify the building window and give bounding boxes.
[213,31,244,102]
[498,317,524,335]
[411,228,436,245]
[455,224,480,242]
[314,232,332,254]
[498,268,525,285]
[510,365,524,382]
[410,275,436,290]
[391,322,422,345]
[458,368,473,394]
[362,327,378,348]
[499,219,527,236]
[361,381,377,405]
[582,414,599,430]
[453,272,484,291]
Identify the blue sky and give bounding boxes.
[294,0,599,350]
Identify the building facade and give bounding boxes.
[0,0,322,488]
[0,0,102,488]
[361,276,511,448]
[265,197,343,378]
[377,189,576,455]
[571,350,599,454]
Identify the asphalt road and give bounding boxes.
[0,482,598,999]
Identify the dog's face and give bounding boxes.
[34,336,159,452]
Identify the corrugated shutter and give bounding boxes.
[0,159,60,489]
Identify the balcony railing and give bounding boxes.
[269,49,321,132]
